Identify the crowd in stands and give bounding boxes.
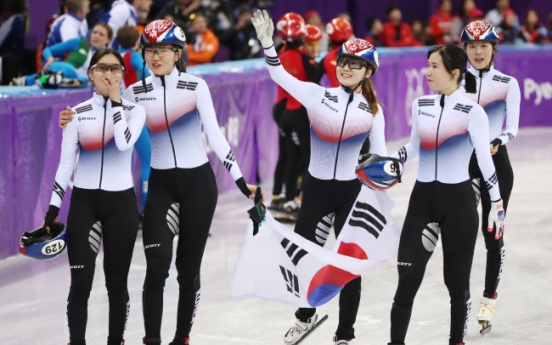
[0,0,550,84]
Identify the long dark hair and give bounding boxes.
[360,70,382,114]
[428,44,476,94]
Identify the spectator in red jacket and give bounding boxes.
[521,9,549,43]
[411,19,434,45]
[304,10,328,53]
[429,0,456,44]
[311,17,353,87]
[380,5,422,47]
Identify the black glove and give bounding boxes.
[247,187,266,236]
[44,205,60,229]
[236,177,252,198]
[491,138,502,147]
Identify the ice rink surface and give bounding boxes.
[1,127,550,345]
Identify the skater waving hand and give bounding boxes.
[253,10,390,345]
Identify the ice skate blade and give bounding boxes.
[272,212,298,224]
[479,321,492,336]
[286,314,329,345]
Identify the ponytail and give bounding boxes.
[464,71,477,94]
[361,76,382,115]
[176,59,187,73]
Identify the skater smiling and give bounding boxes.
[252,9,388,345]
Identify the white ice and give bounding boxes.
[0,128,550,345]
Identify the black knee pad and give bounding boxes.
[393,275,423,306]
[68,274,94,304]
[105,273,127,297]
[143,255,171,289]
[177,273,200,290]
[143,269,169,289]
[447,287,470,305]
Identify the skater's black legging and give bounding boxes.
[294,173,362,340]
[280,106,311,202]
[142,164,218,345]
[66,187,139,345]
[272,99,288,196]
[469,145,513,298]
[390,180,478,345]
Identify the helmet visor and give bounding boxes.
[336,56,368,70]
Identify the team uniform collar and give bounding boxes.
[337,86,364,101]
[469,65,494,78]
[442,88,463,105]
[92,93,110,107]
[151,66,180,87]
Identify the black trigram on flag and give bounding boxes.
[358,102,373,113]
[324,91,338,103]
[223,150,236,171]
[492,75,511,84]
[280,238,308,266]
[133,83,153,94]
[485,172,498,190]
[279,266,300,297]
[453,103,473,113]
[177,81,198,91]
[348,201,387,239]
[75,104,93,114]
[418,98,435,107]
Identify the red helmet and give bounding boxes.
[276,12,306,39]
[326,18,353,42]
[305,24,322,42]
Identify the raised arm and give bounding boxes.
[252,9,322,110]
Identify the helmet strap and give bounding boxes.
[338,70,369,103]
[141,49,148,93]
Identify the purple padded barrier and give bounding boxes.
[370,46,552,141]
[2,46,552,260]
[0,98,14,258]
[1,89,92,260]
[0,70,278,260]
[203,69,278,194]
